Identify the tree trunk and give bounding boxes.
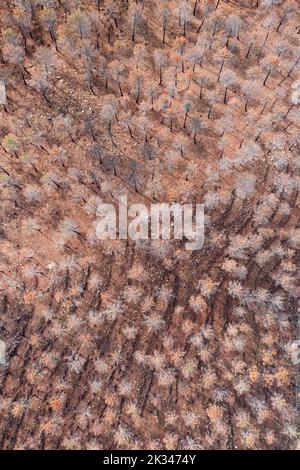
[246,42,252,59]
[128,125,133,139]
[276,13,287,32]
[200,84,203,100]
[159,66,163,86]
[193,0,198,16]
[218,60,224,81]
[260,101,267,115]
[263,69,271,86]
[183,110,188,128]
[284,104,294,119]
[245,96,249,112]
[224,87,228,104]
[118,79,123,97]
[19,67,27,86]
[197,18,204,33]
[132,17,136,42]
